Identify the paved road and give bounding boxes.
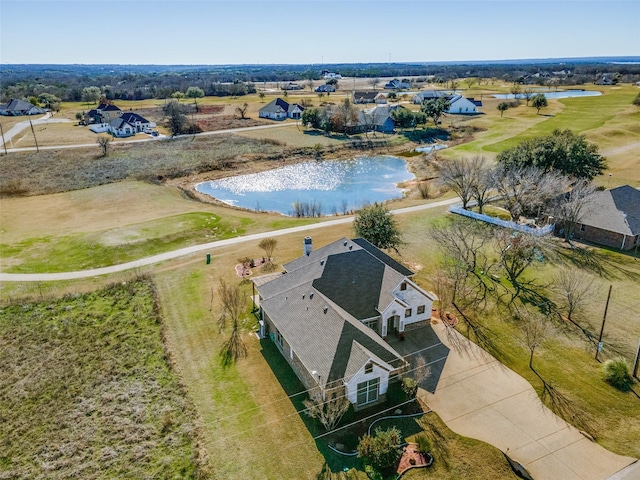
[0,198,459,282]
[2,121,298,153]
[0,112,72,147]
[424,322,636,480]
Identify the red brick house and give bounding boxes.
[566,185,640,251]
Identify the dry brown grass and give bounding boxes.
[0,277,202,478]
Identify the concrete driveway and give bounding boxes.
[422,321,635,480]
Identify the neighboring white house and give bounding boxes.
[322,72,342,80]
[412,90,482,113]
[108,117,136,137]
[258,98,305,120]
[447,94,482,114]
[253,237,437,410]
[120,112,156,132]
[282,82,303,91]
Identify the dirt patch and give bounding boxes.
[196,115,269,131]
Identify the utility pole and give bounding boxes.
[595,285,613,361]
[0,122,7,155]
[29,118,39,153]
[633,338,640,380]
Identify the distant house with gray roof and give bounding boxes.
[0,98,45,116]
[560,185,640,251]
[253,237,436,410]
[412,91,481,113]
[258,98,305,120]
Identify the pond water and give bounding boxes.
[493,89,602,100]
[196,156,414,216]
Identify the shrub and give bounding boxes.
[358,426,403,474]
[633,92,640,107]
[602,358,633,391]
[401,377,418,399]
[416,434,431,454]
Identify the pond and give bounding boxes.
[196,156,414,216]
[493,89,602,100]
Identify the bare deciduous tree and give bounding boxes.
[96,135,111,157]
[303,392,350,431]
[218,279,248,365]
[523,88,534,106]
[469,156,493,214]
[552,268,594,324]
[217,279,244,332]
[551,180,596,242]
[437,157,475,209]
[519,309,550,371]
[235,102,249,120]
[492,166,568,222]
[494,230,548,299]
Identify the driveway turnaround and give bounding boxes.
[424,321,636,480]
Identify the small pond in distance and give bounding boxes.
[493,89,602,100]
[196,156,414,216]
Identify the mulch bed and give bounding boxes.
[235,257,268,277]
[397,443,433,476]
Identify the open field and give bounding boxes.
[0,277,201,478]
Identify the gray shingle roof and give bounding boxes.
[120,112,150,124]
[0,99,44,113]
[259,281,404,389]
[579,185,640,235]
[256,236,412,389]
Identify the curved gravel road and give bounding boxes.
[0,198,459,282]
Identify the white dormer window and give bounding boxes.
[400,282,407,291]
[365,362,373,374]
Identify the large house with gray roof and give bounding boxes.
[253,237,436,410]
[560,185,640,251]
[258,98,305,120]
[0,98,45,116]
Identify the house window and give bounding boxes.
[357,378,379,405]
[364,319,378,332]
[417,305,425,315]
[275,330,283,347]
[400,282,407,291]
[580,224,585,232]
[405,308,411,318]
[365,362,373,374]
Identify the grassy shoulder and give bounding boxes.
[0,277,201,478]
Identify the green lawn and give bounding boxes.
[0,277,200,478]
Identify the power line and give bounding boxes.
[200,340,446,429]
[200,353,449,445]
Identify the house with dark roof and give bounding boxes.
[120,112,156,132]
[352,91,379,104]
[384,79,411,90]
[315,84,336,93]
[258,98,305,120]
[253,237,436,410]
[560,185,640,251]
[85,103,122,124]
[0,99,45,116]
[360,105,406,133]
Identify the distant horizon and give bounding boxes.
[1,1,638,65]
[3,55,640,68]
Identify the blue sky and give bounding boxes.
[1,0,638,64]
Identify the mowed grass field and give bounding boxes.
[0,277,201,478]
[447,84,640,186]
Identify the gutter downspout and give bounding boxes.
[621,234,627,250]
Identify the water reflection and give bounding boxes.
[196,156,414,216]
